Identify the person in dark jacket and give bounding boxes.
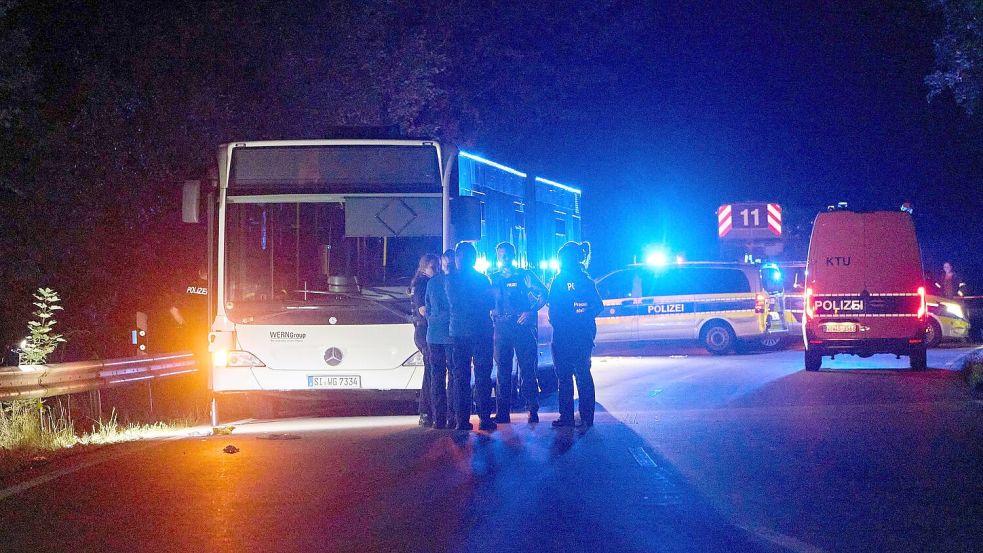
[490,242,548,423]
[410,253,440,427]
[425,249,457,429]
[445,241,496,432]
[934,261,967,298]
[548,241,603,429]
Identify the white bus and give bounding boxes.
[183,140,581,423]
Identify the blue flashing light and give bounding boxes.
[475,257,492,273]
[548,258,560,272]
[645,251,668,267]
[539,260,549,270]
[460,151,527,178]
[534,176,581,195]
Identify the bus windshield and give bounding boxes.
[224,202,441,324]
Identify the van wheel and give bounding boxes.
[805,349,822,372]
[910,346,927,371]
[924,319,942,348]
[759,335,786,351]
[702,322,736,355]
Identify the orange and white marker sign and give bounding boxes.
[717,204,733,237]
[767,203,782,236]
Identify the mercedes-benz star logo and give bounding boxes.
[323,347,344,366]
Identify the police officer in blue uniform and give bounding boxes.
[445,242,496,432]
[548,242,603,429]
[490,242,548,423]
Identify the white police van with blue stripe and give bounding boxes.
[593,262,788,354]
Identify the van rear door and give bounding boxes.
[861,212,922,293]
[809,211,866,294]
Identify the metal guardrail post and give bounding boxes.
[89,389,102,420]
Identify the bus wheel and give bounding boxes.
[805,348,822,372]
[910,346,928,371]
[924,319,942,348]
[701,322,735,355]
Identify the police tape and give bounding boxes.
[0,352,198,401]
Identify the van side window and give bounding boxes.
[704,269,750,294]
[597,270,641,300]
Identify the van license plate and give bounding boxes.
[307,375,361,389]
[823,322,857,333]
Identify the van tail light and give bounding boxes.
[916,286,926,320]
[755,293,765,314]
[804,287,815,320]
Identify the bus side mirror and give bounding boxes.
[451,196,482,241]
[182,180,201,223]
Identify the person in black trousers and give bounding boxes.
[445,242,496,432]
[548,241,603,429]
[425,249,457,429]
[490,242,548,423]
[410,253,440,427]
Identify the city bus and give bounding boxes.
[182,140,581,423]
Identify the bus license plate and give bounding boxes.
[823,322,857,333]
[307,375,361,389]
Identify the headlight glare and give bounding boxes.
[943,302,965,320]
[402,351,425,366]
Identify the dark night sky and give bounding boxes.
[468,2,977,279]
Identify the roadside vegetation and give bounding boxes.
[1,289,194,473]
[964,349,983,396]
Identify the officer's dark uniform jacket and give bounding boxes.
[548,265,604,341]
[490,268,547,324]
[446,268,494,337]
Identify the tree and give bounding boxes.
[926,0,983,114]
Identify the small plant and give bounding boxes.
[21,287,66,366]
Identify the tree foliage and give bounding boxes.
[926,0,983,114]
[0,1,649,356]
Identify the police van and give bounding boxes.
[783,261,971,349]
[592,262,788,354]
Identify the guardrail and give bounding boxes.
[0,352,198,401]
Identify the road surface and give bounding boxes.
[1,346,981,552]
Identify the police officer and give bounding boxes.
[425,249,457,429]
[548,241,603,429]
[490,242,548,423]
[160,266,210,356]
[410,253,440,427]
[445,242,496,432]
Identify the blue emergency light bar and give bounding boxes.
[459,151,527,178]
[534,176,582,195]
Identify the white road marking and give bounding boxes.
[737,524,827,553]
[629,446,657,467]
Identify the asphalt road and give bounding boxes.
[1,346,981,553]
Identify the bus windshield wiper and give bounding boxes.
[290,289,412,321]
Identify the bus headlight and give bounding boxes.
[402,351,425,366]
[214,350,266,368]
[942,302,965,320]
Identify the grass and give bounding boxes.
[0,399,194,453]
[962,349,983,396]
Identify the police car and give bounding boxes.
[591,262,789,354]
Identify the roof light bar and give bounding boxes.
[534,176,582,195]
[459,151,527,178]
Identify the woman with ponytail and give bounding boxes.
[547,241,603,428]
[410,253,440,426]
